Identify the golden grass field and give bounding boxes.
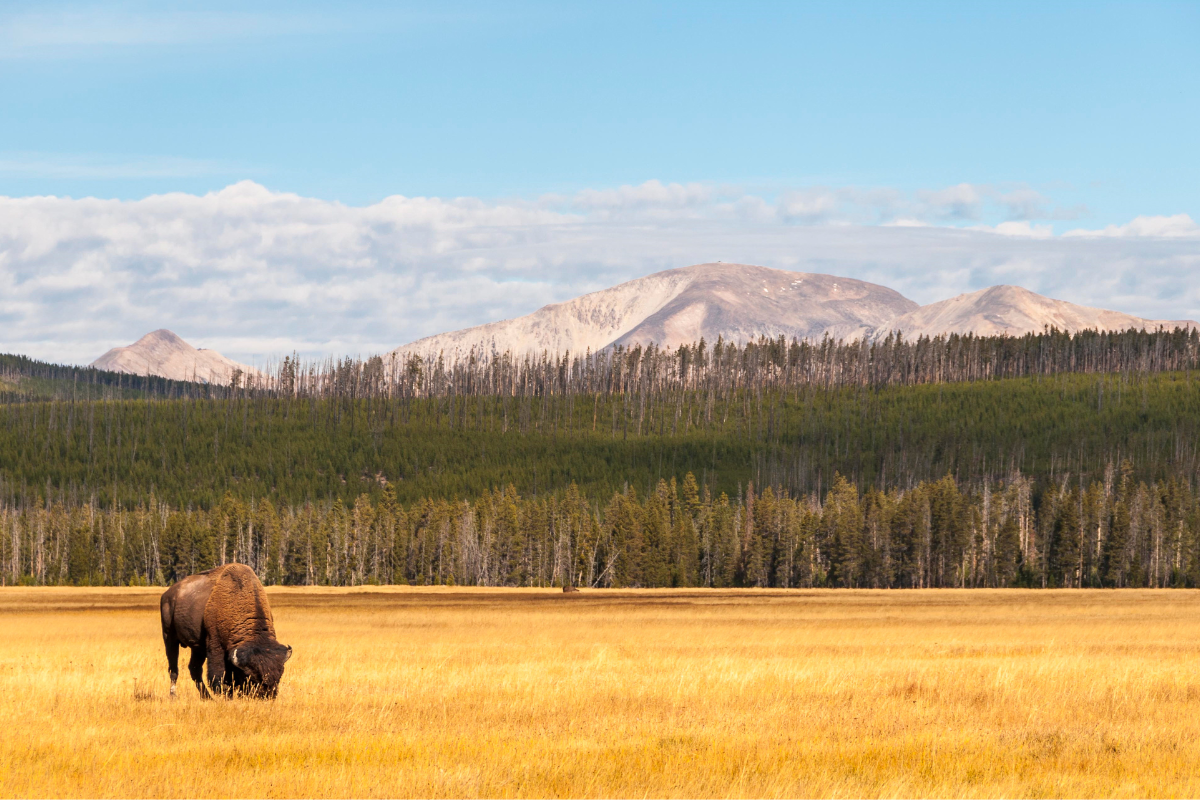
[1,587,1199,798]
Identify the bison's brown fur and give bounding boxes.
[160,564,291,699]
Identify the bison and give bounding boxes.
[160,563,292,699]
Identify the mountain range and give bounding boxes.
[87,263,1196,381]
[388,262,1196,361]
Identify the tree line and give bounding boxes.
[1,370,1199,510]
[3,463,1197,589]
[262,326,1200,402]
[0,353,202,404]
[5,327,1200,407]
[3,325,1199,582]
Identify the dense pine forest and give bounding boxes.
[2,368,1199,509]
[2,327,1199,587]
[2,466,1197,589]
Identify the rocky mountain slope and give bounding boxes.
[390,263,918,361]
[89,266,1195,382]
[390,263,1195,360]
[92,330,257,384]
[889,285,1195,339]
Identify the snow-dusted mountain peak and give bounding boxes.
[389,262,917,361]
[889,285,1196,338]
[389,262,1197,362]
[92,329,258,385]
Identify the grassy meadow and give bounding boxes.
[1,588,1199,798]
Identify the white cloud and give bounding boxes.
[883,218,931,228]
[917,183,983,220]
[970,221,1054,238]
[0,181,1196,366]
[908,183,1085,225]
[995,188,1051,220]
[777,189,841,222]
[568,180,713,215]
[1065,214,1200,239]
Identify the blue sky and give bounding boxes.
[1,1,1198,363]
[3,1,1197,226]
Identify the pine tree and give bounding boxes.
[1050,487,1082,587]
[1102,463,1135,587]
[826,474,864,588]
[995,514,1021,587]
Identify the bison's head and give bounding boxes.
[231,640,292,698]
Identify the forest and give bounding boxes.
[1,369,1198,509]
[6,326,1200,406]
[1,326,1199,587]
[2,464,1196,589]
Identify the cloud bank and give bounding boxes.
[1,180,1197,365]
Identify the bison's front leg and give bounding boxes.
[188,647,210,699]
[205,634,228,698]
[163,630,180,697]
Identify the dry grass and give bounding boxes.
[1,587,1198,797]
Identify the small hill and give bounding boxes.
[890,285,1196,338]
[92,330,257,385]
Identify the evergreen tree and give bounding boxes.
[1050,487,1082,587]
[825,475,864,588]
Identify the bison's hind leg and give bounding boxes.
[188,647,210,699]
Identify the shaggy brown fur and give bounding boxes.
[160,564,291,699]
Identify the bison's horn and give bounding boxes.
[231,649,240,667]
[284,645,293,663]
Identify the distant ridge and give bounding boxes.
[889,285,1197,339]
[78,267,1200,379]
[390,263,1196,360]
[92,330,257,384]
[390,262,918,361]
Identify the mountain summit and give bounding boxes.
[390,263,918,361]
[92,330,256,384]
[390,263,1195,360]
[889,285,1196,338]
